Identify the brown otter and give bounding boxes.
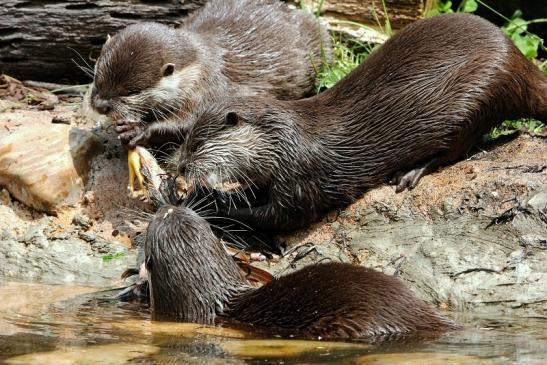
[178,13,547,232]
[88,0,331,148]
[144,203,459,339]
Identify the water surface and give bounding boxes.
[0,282,545,364]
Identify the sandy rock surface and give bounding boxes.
[0,124,102,213]
[0,82,141,286]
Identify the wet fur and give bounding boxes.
[181,13,547,232]
[89,0,332,147]
[146,205,458,338]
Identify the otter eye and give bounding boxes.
[161,63,175,77]
[125,89,139,97]
[225,111,239,126]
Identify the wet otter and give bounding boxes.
[88,0,331,148]
[179,13,547,232]
[144,203,458,339]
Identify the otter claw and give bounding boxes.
[127,148,145,193]
[394,167,427,192]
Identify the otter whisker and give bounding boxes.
[119,206,155,221]
[71,60,94,78]
[68,47,95,78]
[185,189,216,213]
[230,166,255,208]
[196,214,256,233]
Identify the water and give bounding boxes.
[0,282,545,365]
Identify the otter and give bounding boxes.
[178,13,547,232]
[144,202,459,339]
[88,0,331,148]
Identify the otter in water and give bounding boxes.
[178,13,547,232]
[88,0,331,148]
[144,202,458,339]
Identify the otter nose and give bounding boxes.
[93,98,112,115]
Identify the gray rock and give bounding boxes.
[0,236,136,286]
[72,213,92,230]
[78,231,96,243]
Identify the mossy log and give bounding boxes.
[0,0,205,83]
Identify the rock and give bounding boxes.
[267,135,547,316]
[78,231,96,243]
[1,228,13,241]
[0,236,135,286]
[19,218,51,248]
[72,213,92,230]
[0,125,103,213]
[526,190,547,218]
[0,188,10,205]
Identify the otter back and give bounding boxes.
[181,13,547,233]
[90,0,332,148]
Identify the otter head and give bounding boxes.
[145,205,247,323]
[179,98,287,191]
[90,22,201,122]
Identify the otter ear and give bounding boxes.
[225,111,239,126]
[161,63,175,77]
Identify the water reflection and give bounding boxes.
[0,282,545,364]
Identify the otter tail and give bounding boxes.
[502,39,547,123]
[531,76,547,122]
[522,56,547,122]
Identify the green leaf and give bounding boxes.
[503,18,528,37]
[512,34,540,59]
[441,1,453,12]
[488,119,546,141]
[461,0,478,13]
[102,252,125,263]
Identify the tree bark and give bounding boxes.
[0,0,436,83]
[295,0,436,30]
[0,0,205,83]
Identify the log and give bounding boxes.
[0,0,206,83]
[295,0,436,30]
[0,0,437,83]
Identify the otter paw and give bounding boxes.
[117,281,150,303]
[394,168,426,193]
[115,120,142,146]
[128,129,152,149]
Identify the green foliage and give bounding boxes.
[489,119,546,140]
[102,252,125,263]
[314,38,374,92]
[458,0,478,13]
[378,0,393,37]
[501,11,545,60]
[429,1,454,16]
[311,2,546,138]
[427,0,477,17]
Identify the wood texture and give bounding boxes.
[0,0,205,82]
[0,0,433,82]
[296,0,435,29]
